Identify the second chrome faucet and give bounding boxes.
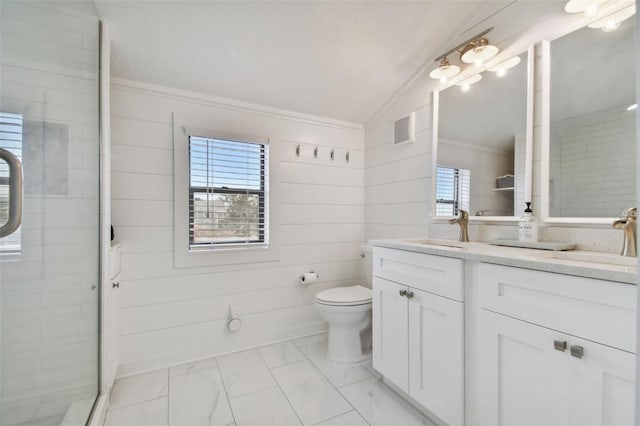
[449,209,469,242]
[613,207,637,257]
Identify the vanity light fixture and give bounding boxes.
[587,4,636,32]
[456,74,482,92]
[564,0,607,17]
[488,56,521,77]
[429,27,498,84]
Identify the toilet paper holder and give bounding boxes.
[299,271,319,283]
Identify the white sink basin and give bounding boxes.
[407,238,466,249]
[529,250,637,268]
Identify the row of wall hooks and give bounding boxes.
[296,144,350,163]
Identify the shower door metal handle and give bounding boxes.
[0,147,23,238]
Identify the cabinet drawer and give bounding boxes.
[373,247,463,301]
[478,263,636,353]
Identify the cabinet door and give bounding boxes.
[567,336,635,426]
[477,310,571,426]
[408,289,464,426]
[372,276,409,392]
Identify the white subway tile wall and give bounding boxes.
[110,82,364,375]
[1,1,101,425]
[549,105,635,217]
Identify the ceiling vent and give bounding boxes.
[394,112,415,146]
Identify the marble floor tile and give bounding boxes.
[315,410,369,426]
[258,341,306,369]
[110,369,168,410]
[169,366,233,426]
[170,357,219,378]
[293,334,372,388]
[13,414,64,426]
[339,378,435,426]
[361,360,382,379]
[229,387,301,426]
[104,397,168,426]
[271,360,352,425]
[104,336,439,426]
[60,397,95,426]
[217,349,276,398]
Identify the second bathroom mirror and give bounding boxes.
[432,47,532,220]
[541,12,636,222]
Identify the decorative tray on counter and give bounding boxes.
[486,239,576,251]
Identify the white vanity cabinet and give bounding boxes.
[476,263,636,426]
[372,247,464,426]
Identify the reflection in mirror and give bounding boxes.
[549,18,636,218]
[435,51,528,217]
[435,166,470,216]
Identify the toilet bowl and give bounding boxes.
[315,284,372,364]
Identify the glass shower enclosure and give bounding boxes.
[0,1,101,425]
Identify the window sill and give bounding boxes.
[189,243,269,253]
[176,243,278,269]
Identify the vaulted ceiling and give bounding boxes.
[94,1,566,123]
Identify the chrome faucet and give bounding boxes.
[449,209,469,242]
[613,207,637,257]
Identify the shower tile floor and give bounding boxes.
[104,333,436,426]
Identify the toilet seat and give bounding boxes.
[315,285,372,307]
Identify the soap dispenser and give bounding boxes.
[518,202,538,243]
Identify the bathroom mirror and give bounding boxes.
[432,47,533,220]
[541,16,636,222]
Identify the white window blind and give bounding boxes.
[188,135,268,249]
[0,112,22,254]
[435,166,470,217]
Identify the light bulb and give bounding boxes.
[603,18,620,32]
[461,83,471,92]
[627,103,638,111]
[429,58,461,82]
[584,2,598,17]
[496,68,507,77]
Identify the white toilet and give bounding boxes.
[315,245,373,364]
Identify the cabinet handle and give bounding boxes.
[406,290,414,299]
[553,340,567,352]
[570,345,584,359]
[112,282,120,289]
[399,289,407,297]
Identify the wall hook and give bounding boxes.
[314,146,318,159]
[346,151,350,163]
[330,149,335,161]
[295,145,300,157]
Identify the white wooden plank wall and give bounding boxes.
[364,95,433,240]
[110,82,364,375]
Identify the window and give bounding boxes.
[188,135,268,250]
[435,166,470,216]
[0,112,22,255]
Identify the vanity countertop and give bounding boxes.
[370,238,637,285]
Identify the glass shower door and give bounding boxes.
[0,1,101,425]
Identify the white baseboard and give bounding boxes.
[87,393,110,426]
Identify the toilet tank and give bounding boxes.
[361,244,373,288]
